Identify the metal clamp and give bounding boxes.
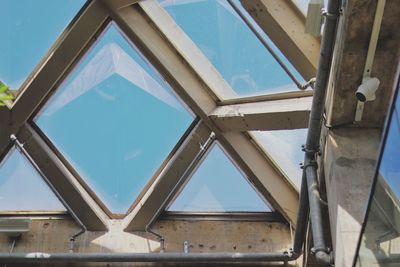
[301,144,320,154]
[322,9,340,20]
[300,160,318,170]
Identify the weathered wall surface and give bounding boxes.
[0,217,299,267]
[323,128,381,267]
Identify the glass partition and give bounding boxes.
[354,80,400,266]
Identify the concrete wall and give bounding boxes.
[323,128,381,267]
[0,217,299,267]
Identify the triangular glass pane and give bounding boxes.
[159,0,303,97]
[168,143,271,212]
[34,23,194,214]
[251,129,307,190]
[0,0,85,89]
[0,148,66,212]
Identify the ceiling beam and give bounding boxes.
[117,1,299,227]
[219,132,299,223]
[0,0,110,230]
[100,0,139,11]
[210,97,312,131]
[10,0,109,125]
[18,124,108,230]
[241,0,320,81]
[124,122,212,231]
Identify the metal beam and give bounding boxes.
[241,0,320,80]
[18,124,108,231]
[118,1,299,227]
[210,97,312,131]
[124,122,212,231]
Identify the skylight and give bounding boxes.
[35,23,194,215]
[168,143,271,212]
[159,0,301,97]
[250,129,307,189]
[0,148,66,212]
[0,0,85,90]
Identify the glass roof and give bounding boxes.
[251,129,307,189]
[0,0,85,89]
[159,0,302,98]
[35,23,194,214]
[0,148,66,212]
[168,143,271,212]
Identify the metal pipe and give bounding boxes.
[300,0,341,265]
[292,172,309,256]
[9,134,87,253]
[227,0,314,91]
[0,252,292,263]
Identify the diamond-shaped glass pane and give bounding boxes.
[0,0,85,89]
[35,23,194,214]
[0,148,66,212]
[160,0,303,97]
[251,129,307,189]
[168,143,271,212]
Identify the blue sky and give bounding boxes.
[0,0,84,89]
[0,148,65,211]
[169,143,271,212]
[1,0,310,214]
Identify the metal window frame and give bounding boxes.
[0,0,319,231]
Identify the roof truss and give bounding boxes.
[0,0,318,231]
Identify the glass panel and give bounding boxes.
[0,148,65,212]
[35,23,194,214]
[159,0,303,97]
[355,89,400,266]
[168,143,271,212]
[251,129,307,189]
[0,0,85,89]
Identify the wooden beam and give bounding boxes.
[210,97,312,131]
[100,0,139,10]
[241,0,320,80]
[0,1,110,230]
[19,124,108,230]
[11,0,109,125]
[124,122,212,231]
[117,1,299,227]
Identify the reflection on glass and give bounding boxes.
[251,129,307,189]
[0,0,85,89]
[0,148,65,211]
[355,88,400,266]
[159,0,302,97]
[35,23,194,214]
[168,143,271,212]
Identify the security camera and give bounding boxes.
[355,77,380,102]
